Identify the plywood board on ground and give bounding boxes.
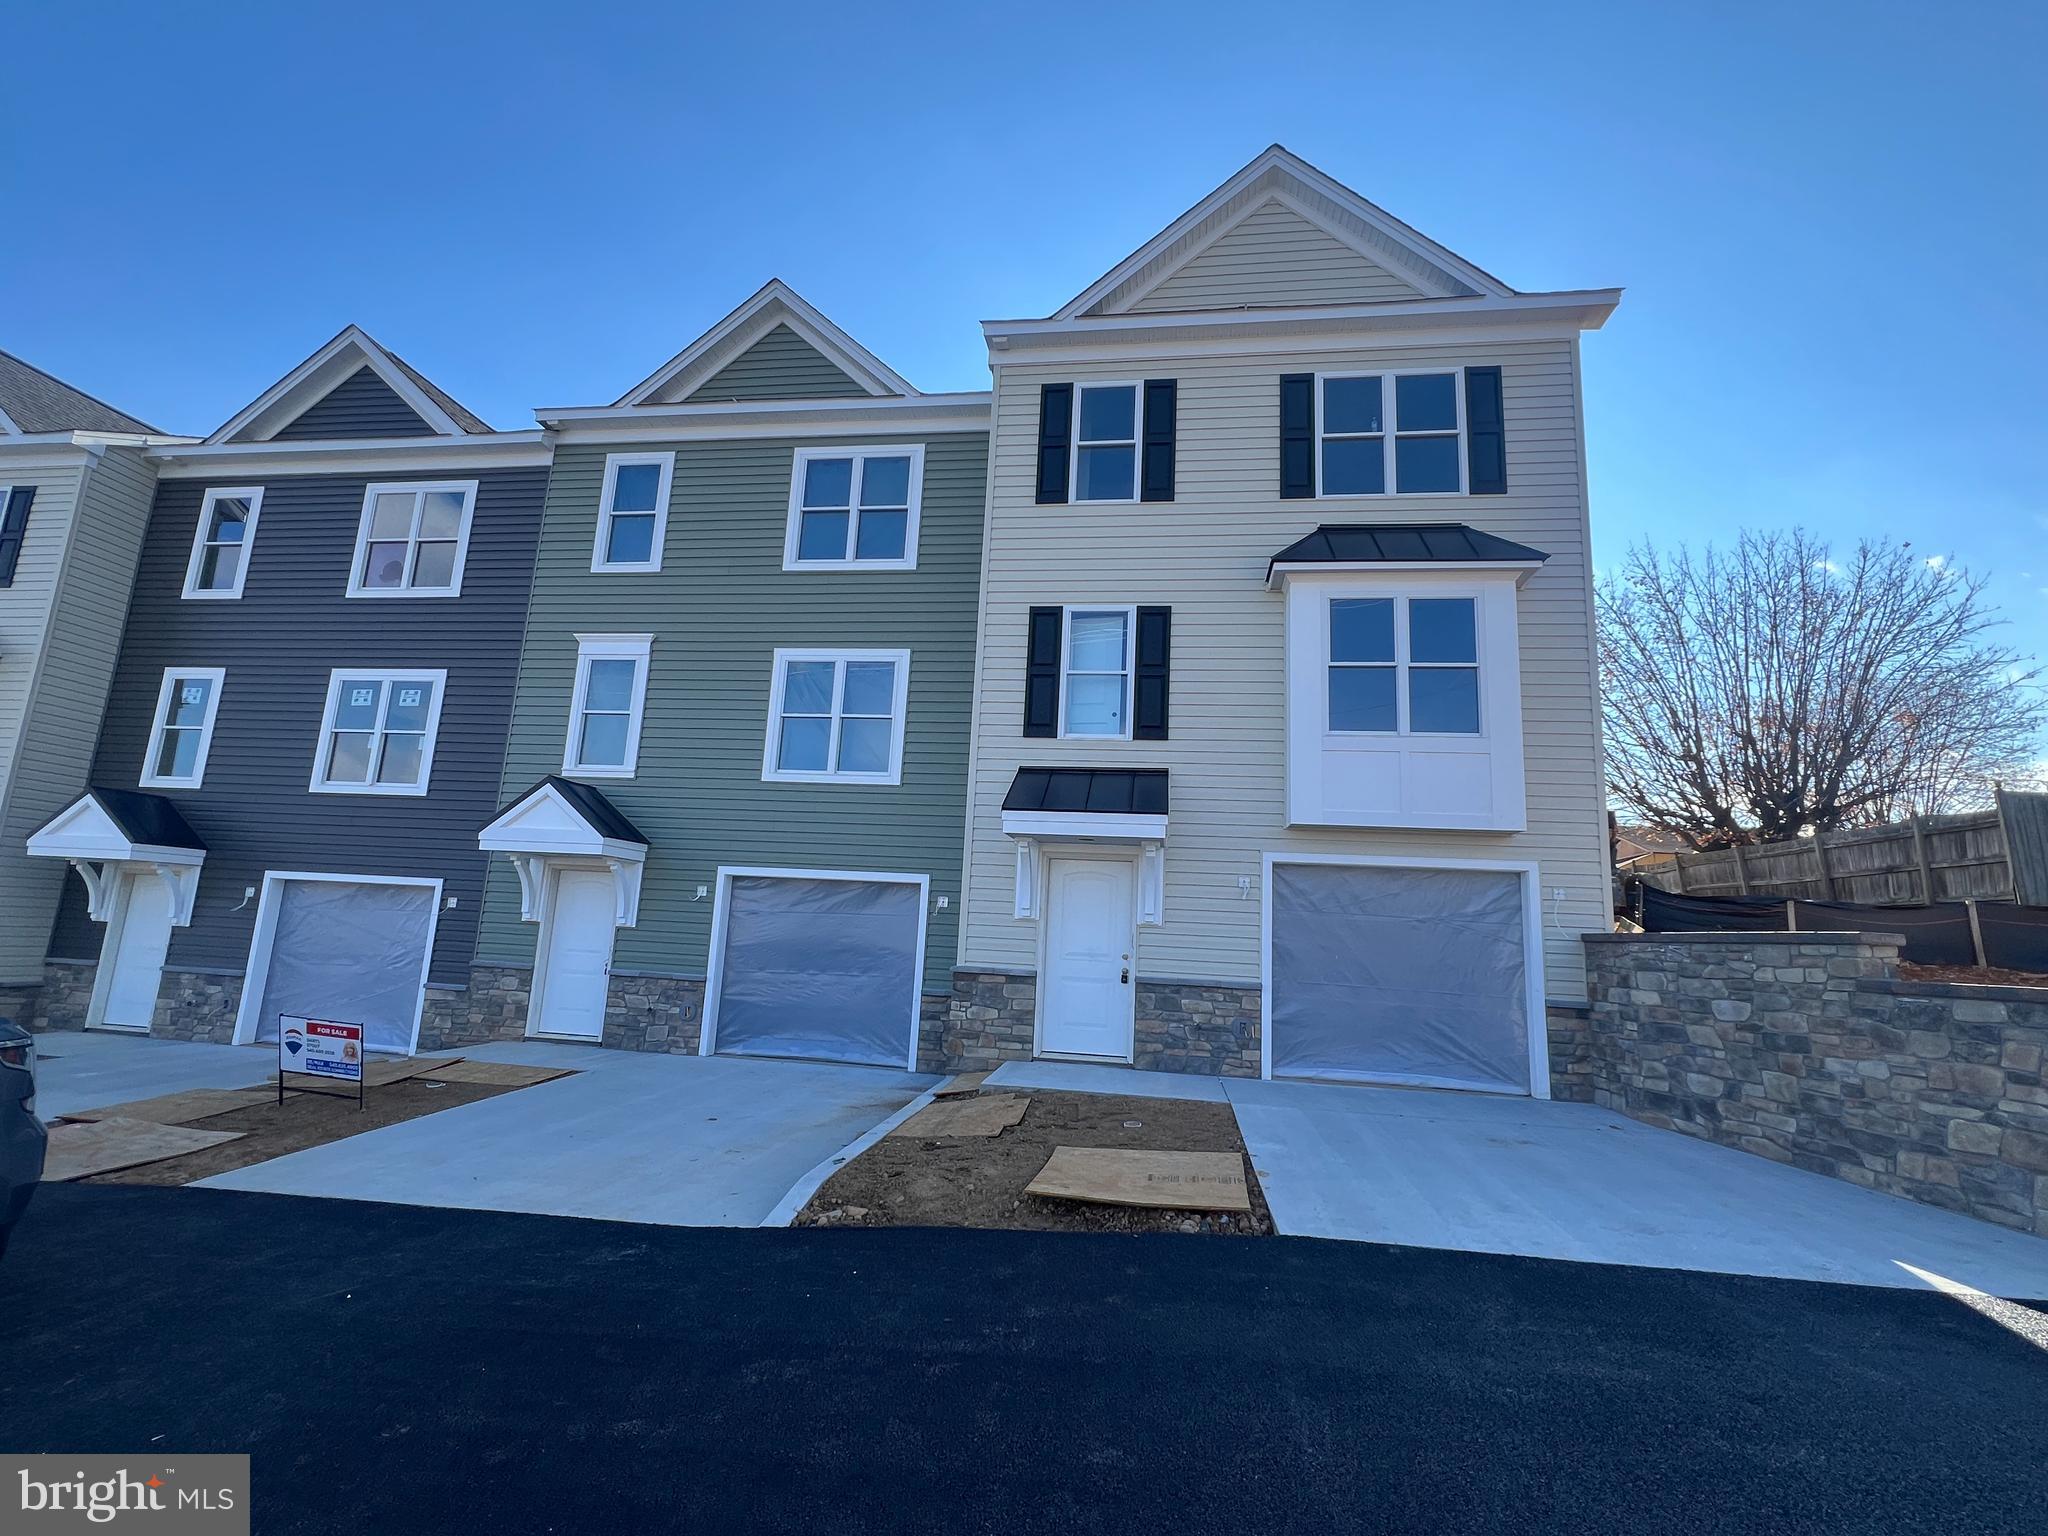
[277,1056,456,1089]
[43,1118,244,1182]
[66,1088,280,1125]
[890,1093,1029,1139]
[931,1071,991,1099]
[1025,1147,1251,1212]
[414,1060,575,1087]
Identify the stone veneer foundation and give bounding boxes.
[1584,930,2048,1236]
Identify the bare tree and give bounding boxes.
[1598,530,2046,848]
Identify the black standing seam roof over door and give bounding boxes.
[1266,523,1550,579]
[492,777,649,846]
[1003,768,1168,817]
[87,788,206,850]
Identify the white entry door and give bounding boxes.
[1039,856,1135,1060]
[533,867,615,1040]
[102,871,174,1030]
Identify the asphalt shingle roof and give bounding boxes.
[0,350,159,435]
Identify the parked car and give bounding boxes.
[0,1021,45,1260]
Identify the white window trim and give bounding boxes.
[139,666,227,789]
[760,647,912,786]
[1070,381,1142,505]
[1326,594,1484,738]
[1314,369,1467,498]
[307,667,449,797]
[1058,604,1138,741]
[344,479,479,598]
[562,633,653,779]
[180,487,264,600]
[591,451,674,573]
[781,444,925,572]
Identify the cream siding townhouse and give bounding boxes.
[943,147,1620,1096]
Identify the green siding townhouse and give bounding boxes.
[0,351,189,1029]
[443,282,989,1067]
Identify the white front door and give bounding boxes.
[1039,856,1135,1060]
[532,867,615,1040]
[102,871,175,1030]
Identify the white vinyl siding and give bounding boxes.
[1129,200,1427,312]
[959,336,1608,1002]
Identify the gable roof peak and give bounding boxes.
[207,323,492,444]
[1054,146,1516,320]
[615,278,917,406]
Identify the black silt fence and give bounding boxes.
[1634,882,2048,972]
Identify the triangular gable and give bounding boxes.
[27,790,206,862]
[618,280,915,406]
[478,779,647,858]
[1058,146,1513,319]
[208,325,490,444]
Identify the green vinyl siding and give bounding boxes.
[685,324,873,402]
[481,431,987,993]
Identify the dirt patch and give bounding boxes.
[797,1090,1273,1236]
[1898,961,2048,988]
[78,1076,522,1186]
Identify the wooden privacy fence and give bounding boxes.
[1637,788,2048,906]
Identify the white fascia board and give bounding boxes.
[541,396,990,443]
[538,392,989,425]
[150,431,553,478]
[208,325,468,444]
[1001,810,1168,843]
[989,289,1622,345]
[1266,559,1545,591]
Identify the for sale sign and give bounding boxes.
[279,1016,363,1081]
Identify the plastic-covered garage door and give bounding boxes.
[252,880,436,1055]
[1269,863,1530,1093]
[711,875,922,1067]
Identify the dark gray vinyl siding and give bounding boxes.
[272,367,438,439]
[479,432,988,994]
[49,465,546,983]
[684,325,872,402]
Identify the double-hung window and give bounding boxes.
[1072,384,1139,502]
[1318,372,1465,496]
[563,634,652,777]
[347,481,477,597]
[1061,606,1135,739]
[1328,596,1480,735]
[593,453,673,572]
[182,488,263,598]
[784,446,923,570]
[763,649,910,784]
[140,667,226,789]
[310,669,447,794]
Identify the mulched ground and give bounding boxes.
[1897,961,2048,988]
[796,1089,1273,1236]
[78,1076,518,1186]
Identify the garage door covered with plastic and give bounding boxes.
[252,880,437,1055]
[1269,863,1530,1093]
[711,875,922,1067]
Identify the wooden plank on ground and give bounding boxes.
[43,1118,244,1182]
[66,1088,280,1125]
[1025,1147,1251,1212]
[931,1070,991,1099]
[277,1056,456,1089]
[414,1060,575,1087]
[889,1093,1029,1139]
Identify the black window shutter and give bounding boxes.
[0,485,36,586]
[1035,383,1072,505]
[1465,366,1507,495]
[1279,374,1315,498]
[1024,606,1063,736]
[1134,606,1171,740]
[1140,379,1176,502]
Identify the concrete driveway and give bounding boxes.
[985,1061,2048,1298]
[32,1031,277,1119]
[197,1041,938,1227]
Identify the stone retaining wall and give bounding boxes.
[1584,931,2048,1236]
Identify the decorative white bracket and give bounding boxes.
[70,859,119,922]
[1013,839,1039,920]
[69,858,200,927]
[1138,841,1165,927]
[504,852,642,929]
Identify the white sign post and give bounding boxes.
[277,1015,367,1109]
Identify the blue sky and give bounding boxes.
[7,1,2045,670]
